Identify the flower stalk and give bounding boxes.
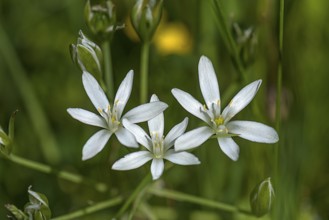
[4,154,108,193]
[140,41,150,103]
[52,196,123,220]
[148,187,254,216]
[102,40,115,101]
[212,0,246,83]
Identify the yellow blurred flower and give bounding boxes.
[124,13,193,55]
[154,22,193,55]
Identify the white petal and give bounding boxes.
[198,56,220,109]
[151,158,164,180]
[148,94,164,137]
[82,129,112,160]
[226,120,279,143]
[164,117,188,151]
[82,71,109,111]
[115,127,139,148]
[122,119,152,151]
[112,151,153,170]
[222,80,262,122]
[217,137,239,161]
[67,108,107,128]
[175,126,214,151]
[171,88,209,123]
[164,149,200,165]
[123,101,168,124]
[114,70,133,119]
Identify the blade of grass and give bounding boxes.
[0,22,60,164]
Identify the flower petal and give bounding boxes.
[112,151,153,170]
[148,94,164,137]
[217,137,239,161]
[222,80,262,122]
[151,158,164,180]
[164,117,188,151]
[122,119,152,150]
[114,70,133,119]
[226,120,279,143]
[171,88,210,123]
[67,108,107,128]
[164,149,200,165]
[82,71,109,111]
[115,127,139,148]
[198,56,220,109]
[82,129,112,160]
[123,101,168,124]
[175,126,214,151]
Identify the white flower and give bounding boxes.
[112,94,200,180]
[172,56,279,161]
[67,71,168,160]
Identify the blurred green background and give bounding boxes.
[1,0,329,219]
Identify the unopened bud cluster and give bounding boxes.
[131,0,163,42]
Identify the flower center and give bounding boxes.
[214,116,224,127]
[151,132,164,159]
[98,103,121,132]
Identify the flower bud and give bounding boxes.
[70,30,103,79]
[233,22,258,67]
[24,186,51,220]
[0,111,18,156]
[131,0,163,42]
[5,204,28,220]
[250,177,275,217]
[84,0,122,41]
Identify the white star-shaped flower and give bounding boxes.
[112,94,200,180]
[172,56,279,161]
[67,71,168,160]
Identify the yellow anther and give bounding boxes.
[97,108,102,113]
[214,116,224,126]
[203,104,207,110]
[217,99,221,107]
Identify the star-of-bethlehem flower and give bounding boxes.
[112,94,200,180]
[172,56,279,161]
[67,71,168,160]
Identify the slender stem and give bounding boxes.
[140,41,150,103]
[274,0,284,181]
[102,40,114,101]
[212,0,246,83]
[52,196,123,220]
[114,173,151,218]
[0,23,60,164]
[5,154,108,193]
[148,187,254,216]
[276,0,284,132]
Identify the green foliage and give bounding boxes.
[0,0,329,219]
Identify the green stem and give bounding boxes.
[114,173,151,218]
[140,41,150,103]
[274,0,284,182]
[52,196,123,220]
[148,187,253,216]
[0,23,60,164]
[212,0,246,83]
[5,154,108,193]
[102,40,114,101]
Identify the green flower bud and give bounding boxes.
[70,30,103,79]
[24,186,51,220]
[0,111,18,156]
[250,177,275,217]
[131,0,163,42]
[233,22,258,67]
[5,204,28,220]
[84,0,122,41]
